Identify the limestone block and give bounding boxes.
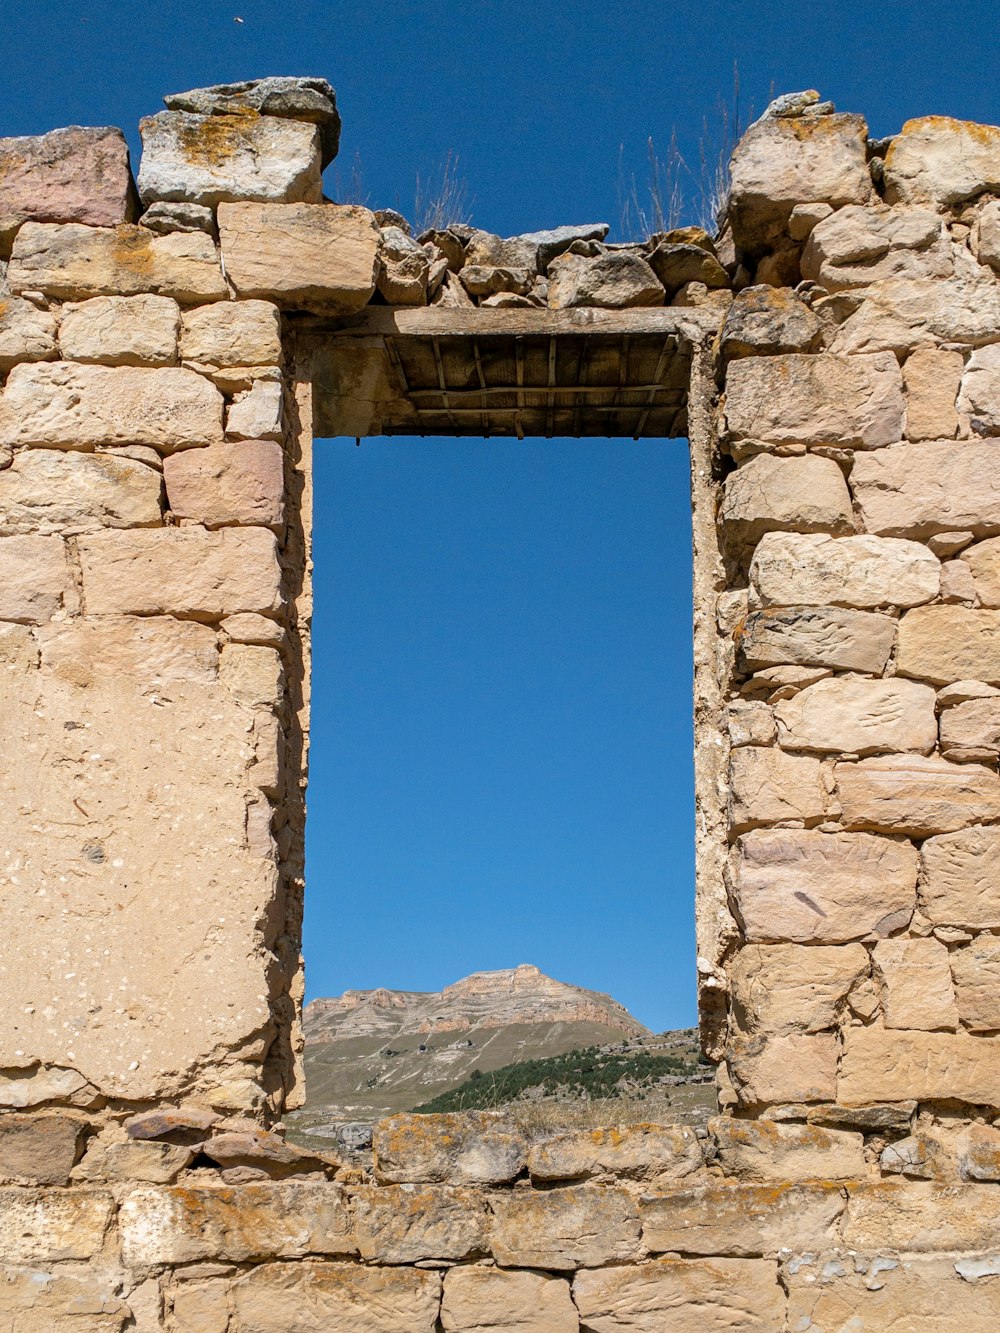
[837,753,1000,835]
[958,342,1000,433]
[921,825,1000,929]
[961,538,1000,605]
[38,616,217,687]
[717,285,822,360]
[711,1116,865,1181]
[59,294,180,366]
[547,252,664,308]
[774,677,936,756]
[78,527,282,618]
[739,606,896,674]
[724,351,904,450]
[121,1183,355,1265]
[0,534,71,622]
[573,1258,784,1333]
[904,345,963,440]
[441,1267,577,1333]
[459,264,533,298]
[959,1122,1000,1180]
[84,1139,193,1183]
[8,222,226,302]
[351,1183,487,1263]
[728,745,826,830]
[640,1181,845,1256]
[376,226,431,304]
[727,111,873,251]
[0,363,223,452]
[138,111,322,207]
[727,1032,839,1103]
[0,126,136,235]
[726,700,776,746]
[719,453,852,549]
[845,1179,1000,1252]
[373,1112,527,1185]
[0,1187,113,1261]
[226,380,283,440]
[831,270,1000,355]
[976,198,1000,273]
[732,829,917,943]
[800,204,948,291]
[141,199,215,235]
[872,936,958,1029]
[164,440,284,529]
[0,1113,85,1184]
[885,115,1000,205]
[169,1280,230,1333]
[180,299,282,368]
[220,644,284,707]
[165,76,341,166]
[749,533,939,609]
[941,697,1000,759]
[853,440,1000,538]
[951,937,1000,1030]
[0,1066,92,1108]
[0,294,58,371]
[218,201,379,310]
[0,1267,128,1332]
[0,449,162,535]
[527,1122,703,1183]
[229,1261,441,1333]
[839,1027,1000,1106]
[489,1184,640,1269]
[729,942,869,1035]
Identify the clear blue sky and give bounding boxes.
[5,0,998,1029]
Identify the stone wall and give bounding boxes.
[4,79,1000,1327]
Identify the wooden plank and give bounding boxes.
[318,306,716,339]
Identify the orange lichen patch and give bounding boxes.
[175,113,259,170]
[786,114,861,144]
[0,299,10,321]
[898,115,1000,145]
[109,225,156,280]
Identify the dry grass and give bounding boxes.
[503,1084,718,1133]
[414,150,474,232]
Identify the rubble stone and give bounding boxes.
[885,115,1000,205]
[351,1184,488,1263]
[373,1112,527,1185]
[961,537,1000,605]
[729,942,869,1035]
[528,1123,704,1183]
[226,379,283,440]
[0,448,162,535]
[180,299,282,368]
[718,284,822,359]
[164,76,341,167]
[711,1116,865,1180]
[940,697,1000,759]
[950,937,1000,1030]
[0,1113,85,1184]
[728,745,826,830]
[490,1185,641,1269]
[852,440,1000,538]
[547,251,664,308]
[831,269,1000,356]
[727,1032,839,1104]
[958,343,1000,433]
[0,534,71,622]
[800,204,948,290]
[0,294,58,371]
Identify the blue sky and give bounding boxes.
[5,1,999,1029]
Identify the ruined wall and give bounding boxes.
[3,79,1000,1328]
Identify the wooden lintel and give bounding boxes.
[312,306,717,340]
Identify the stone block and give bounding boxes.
[0,1267,128,1332]
[774,677,937,756]
[441,1267,577,1333]
[373,1112,527,1185]
[872,936,958,1029]
[729,942,870,1035]
[921,825,1000,929]
[739,606,896,674]
[723,352,905,450]
[727,1032,839,1104]
[0,1113,85,1184]
[640,1180,845,1256]
[710,1116,865,1181]
[800,203,948,291]
[0,1187,113,1261]
[845,1179,1000,1251]
[0,448,162,535]
[0,295,58,371]
[217,201,379,310]
[527,1122,703,1184]
[226,379,283,440]
[38,616,217,687]
[941,697,1000,759]
[728,745,826,830]
[220,644,284,707]
[84,1138,193,1183]
[120,1182,355,1265]
[574,1257,784,1331]
[0,362,223,452]
[0,534,70,622]
[78,527,282,618]
[0,1066,91,1108]
[961,537,1000,605]
[180,299,282,368]
[726,700,776,746]
[59,293,180,366]
[164,439,284,529]
[547,252,664,308]
[732,829,917,943]
[958,344,1000,435]
[959,1122,1000,1180]
[951,937,1000,1030]
[490,1184,640,1269]
[351,1184,488,1263]
[719,453,852,549]
[229,1261,440,1333]
[718,285,822,360]
[898,606,1000,684]
[138,111,322,207]
[749,533,939,609]
[885,115,1000,205]
[835,753,1000,835]
[169,1279,230,1333]
[0,126,136,237]
[8,222,226,302]
[903,345,963,440]
[831,270,1000,356]
[839,1027,1000,1106]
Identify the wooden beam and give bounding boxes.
[313,306,718,340]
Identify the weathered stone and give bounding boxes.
[140,199,216,234]
[168,1279,230,1333]
[728,111,873,251]
[0,534,70,622]
[958,342,1000,433]
[976,198,1000,273]
[0,362,223,451]
[226,379,283,441]
[831,269,1000,355]
[774,677,936,756]
[885,115,1000,205]
[720,452,852,550]
[727,700,776,746]
[727,1032,839,1104]
[0,1267,128,1332]
[165,76,341,167]
[458,264,532,299]
[718,284,822,360]
[220,643,283,707]
[904,345,963,440]
[739,605,896,673]
[547,252,664,308]
[728,745,826,830]
[0,1187,113,1261]
[845,1179,1000,1251]
[640,1180,845,1256]
[732,829,917,943]
[0,127,136,239]
[441,1267,577,1333]
[729,942,869,1035]
[0,449,162,535]
[223,612,285,646]
[78,527,282,617]
[938,678,1000,704]
[724,351,904,450]
[39,617,218,687]
[853,440,1000,538]
[8,222,226,302]
[873,936,958,1029]
[840,1027,1000,1106]
[373,1112,527,1185]
[217,202,379,310]
[836,753,1000,834]
[138,111,321,207]
[375,227,430,304]
[351,1184,488,1262]
[85,1138,193,1183]
[497,223,610,272]
[941,697,1000,759]
[749,532,939,608]
[951,937,1000,1030]
[801,204,948,290]
[59,293,180,366]
[960,537,1000,605]
[958,1122,1000,1180]
[788,201,833,238]
[164,440,283,529]
[230,1261,440,1333]
[879,1130,947,1180]
[178,301,281,371]
[0,1113,85,1184]
[0,294,57,371]
[125,1106,219,1141]
[0,1065,91,1108]
[528,1123,703,1183]
[711,1115,865,1181]
[490,1184,640,1269]
[921,825,1000,929]
[200,1128,334,1176]
[647,242,728,294]
[573,1258,784,1333]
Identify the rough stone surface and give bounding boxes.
[845,1180,1000,1252]
[440,1267,577,1333]
[229,1261,441,1333]
[0,1187,113,1261]
[853,440,1000,540]
[351,1184,488,1263]
[749,532,940,609]
[885,115,1000,205]
[831,268,1000,356]
[718,285,822,360]
[490,1185,640,1269]
[898,607,1000,684]
[951,937,1000,1030]
[921,824,1000,929]
[163,439,284,529]
[904,345,963,440]
[547,252,664,309]
[226,379,283,440]
[739,605,896,673]
[0,294,58,371]
[38,616,218,687]
[528,1123,704,1183]
[873,936,959,1030]
[961,537,1000,605]
[0,1113,84,1184]
[728,745,826,830]
[729,942,869,1035]
[774,677,937,756]
[640,1181,845,1256]
[840,1028,1000,1106]
[0,126,136,235]
[940,697,1000,759]
[800,203,948,291]
[711,1116,865,1180]
[836,753,1000,834]
[958,343,1000,433]
[0,533,71,621]
[573,1258,784,1332]
[726,1032,839,1104]
[0,1267,128,1331]
[719,452,853,548]
[164,76,341,167]
[0,448,162,535]
[180,299,282,368]
[373,1113,527,1185]
[59,293,180,366]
